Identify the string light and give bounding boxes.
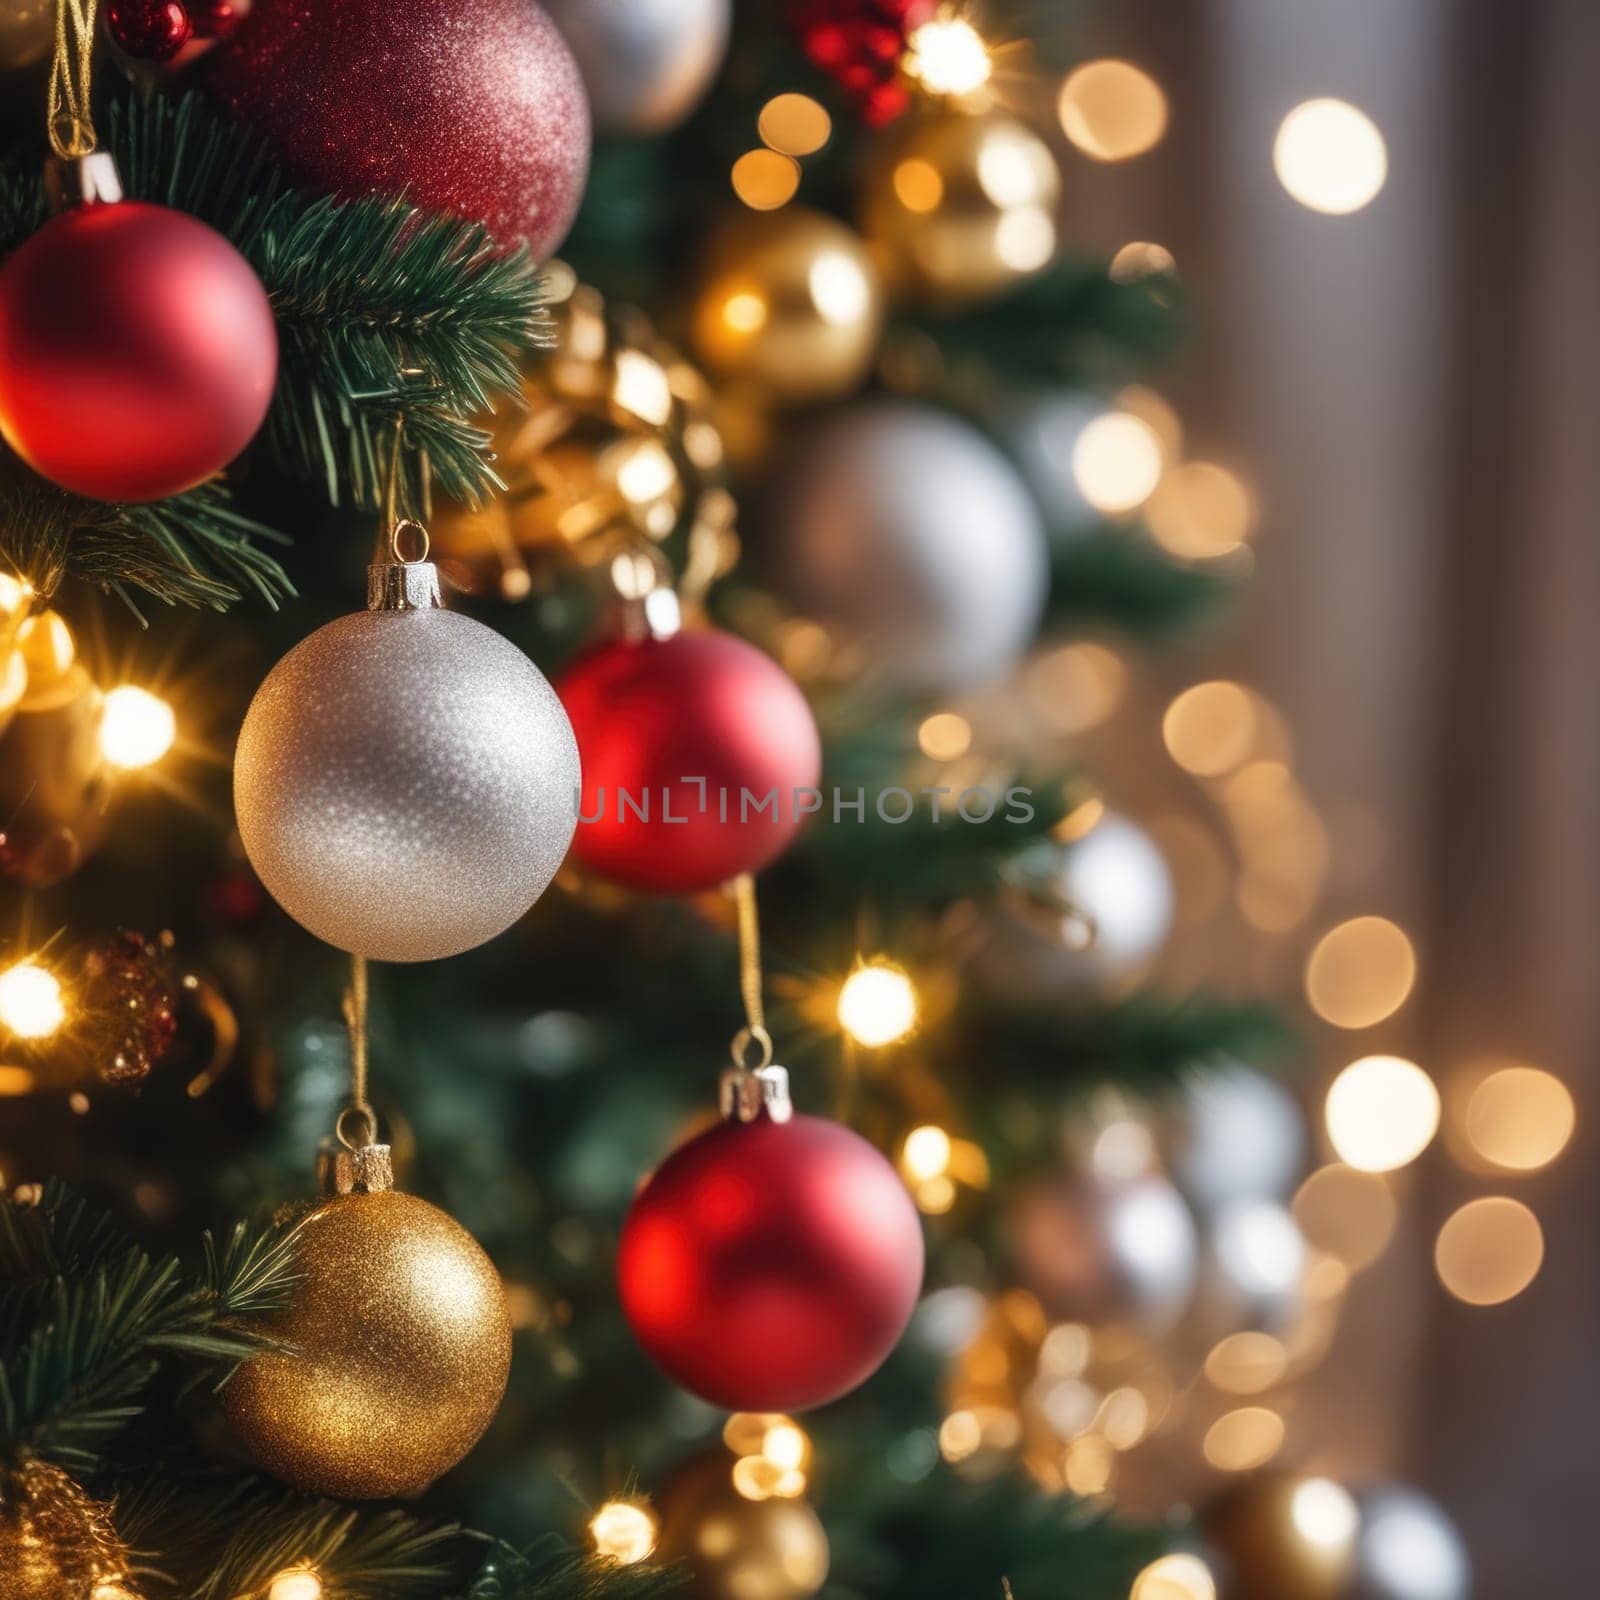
[757,93,831,157]
[1163,681,1258,777]
[917,711,973,760]
[1273,98,1388,215]
[837,959,918,1047]
[1461,1065,1575,1172]
[1434,1197,1544,1306]
[1289,1478,1360,1549]
[1304,915,1416,1029]
[1071,412,1164,514]
[1292,1163,1397,1272]
[266,1571,323,1600]
[589,1500,658,1565]
[1109,241,1175,282]
[902,1125,952,1182]
[1131,1552,1217,1600]
[731,148,800,210]
[1058,60,1169,161]
[903,17,992,97]
[1144,461,1257,559]
[1203,1406,1285,1472]
[99,685,176,769]
[0,961,66,1039]
[1325,1055,1440,1172]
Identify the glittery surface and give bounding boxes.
[218,1191,512,1499]
[203,0,591,256]
[234,607,579,962]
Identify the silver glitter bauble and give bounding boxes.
[1007,1168,1198,1336]
[1346,1487,1470,1600]
[546,0,730,134]
[762,401,1048,697]
[235,588,578,963]
[971,810,1174,1007]
[1170,1064,1307,1214]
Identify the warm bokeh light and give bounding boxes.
[1203,1406,1285,1472]
[0,647,25,715]
[1213,1200,1306,1301]
[0,570,30,616]
[0,962,65,1040]
[1205,1331,1289,1396]
[590,1500,658,1564]
[808,249,874,324]
[903,17,992,97]
[731,148,801,210]
[758,93,832,157]
[918,711,973,760]
[1463,1065,1575,1172]
[838,960,918,1047]
[902,1125,952,1183]
[17,608,74,679]
[1273,98,1388,214]
[1064,1432,1115,1495]
[1145,462,1257,559]
[1163,681,1258,777]
[1109,241,1176,282]
[1292,1163,1397,1272]
[267,1571,324,1600]
[99,685,177,769]
[1325,1056,1440,1172]
[1131,1552,1217,1600]
[1304,915,1416,1029]
[1071,412,1164,514]
[1023,642,1127,736]
[611,349,674,426]
[1435,1197,1544,1306]
[1115,384,1183,462]
[762,1420,809,1472]
[939,1408,982,1461]
[720,288,767,334]
[1291,1478,1360,1549]
[1058,60,1169,161]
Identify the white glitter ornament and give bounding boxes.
[235,558,579,963]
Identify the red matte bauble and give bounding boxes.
[556,629,822,895]
[618,1111,925,1410]
[0,201,277,502]
[203,0,590,256]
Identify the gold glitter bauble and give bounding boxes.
[1200,1473,1358,1600]
[218,1188,512,1498]
[0,1462,131,1600]
[689,207,883,406]
[0,0,53,72]
[656,1451,829,1600]
[861,108,1061,307]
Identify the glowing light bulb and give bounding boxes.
[1290,1478,1359,1549]
[902,1125,952,1181]
[1071,412,1164,514]
[0,962,65,1039]
[1058,60,1169,162]
[762,1420,809,1471]
[904,18,992,97]
[1325,1055,1440,1172]
[99,685,176,769]
[590,1500,658,1565]
[1131,1552,1217,1600]
[267,1570,323,1600]
[837,960,918,1046]
[1274,99,1387,214]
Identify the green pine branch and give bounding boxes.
[1050,531,1238,637]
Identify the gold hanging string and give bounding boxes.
[729,873,773,1071]
[338,952,375,1148]
[48,0,99,161]
[374,414,431,564]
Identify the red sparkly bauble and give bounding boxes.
[0,200,277,502]
[789,0,935,125]
[203,0,590,256]
[618,1111,925,1410]
[107,0,193,60]
[556,629,821,895]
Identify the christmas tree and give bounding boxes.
[0,5,1477,1600]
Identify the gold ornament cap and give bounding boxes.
[316,1137,395,1196]
[720,1062,793,1124]
[366,562,442,612]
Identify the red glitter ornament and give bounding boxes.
[203,0,591,256]
[618,1104,924,1410]
[556,628,821,896]
[0,198,277,502]
[789,0,936,125]
[77,930,179,1087]
[106,0,193,61]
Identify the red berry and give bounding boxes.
[106,0,192,62]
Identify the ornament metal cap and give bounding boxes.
[368,517,442,610]
[317,1138,395,1195]
[719,1062,793,1124]
[44,150,123,211]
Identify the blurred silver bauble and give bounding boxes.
[1004,390,1109,536]
[545,0,729,134]
[1194,1198,1309,1337]
[1346,1486,1470,1600]
[1007,1167,1197,1336]
[971,810,1174,1007]
[762,400,1048,697]
[235,584,578,962]
[1170,1064,1307,1213]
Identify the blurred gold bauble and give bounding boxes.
[656,1451,830,1600]
[689,207,884,406]
[0,0,53,71]
[1200,1473,1358,1600]
[861,108,1061,307]
[218,1183,512,1499]
[0,1462,131,1600]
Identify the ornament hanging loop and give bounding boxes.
[721,874,791,1121]
[369,419,443,609]
[729,1023,773,1074]
[47,0,99,161]
[389,517,431,565]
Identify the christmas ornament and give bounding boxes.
[545,0,729,135]
[971,810,1174,1007]
[1006,1167,1197,1336]
[0,1461,134,1600]
[1169,1065,1306,1214]
[75,928,179,1086]
[1345,1486,1469,1600]
[204,0,591,256]
[655,1450,830,1600]
[219,1137,512,1498]
[761,400,1047,696]
[861,107,1061,306]
[429,274,735,603]
[234,538,579,962]
[106,0,192,60]
[789,0,935,126]
[689,208,883,406]
[0,154,277,502]
[1201,1473,1359,1600]
[556,622,820,895]
[0,0,55,69]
